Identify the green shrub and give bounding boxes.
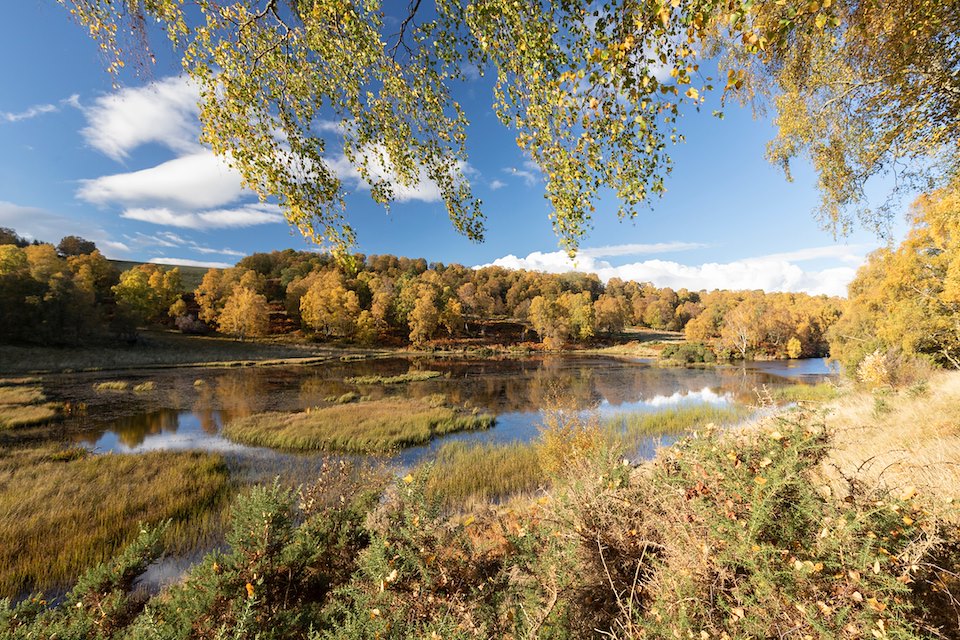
[660,342,716,364]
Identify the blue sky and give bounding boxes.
[0,1,908,296]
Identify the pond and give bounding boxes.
[49,354,835,471]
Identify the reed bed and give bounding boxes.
[0,444,231,597]
[223,397,494,453]
[345,370,443,385]
[765,380,841,403]
[425,441,543,509]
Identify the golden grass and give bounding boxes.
[0,384,60,430]
[345,370,443,384]
[133,381,156,392]
[425,441,543,509]
[608,404,752,451]
[820,371,960,513]
[223,397,495,453]
[0,386,45,405]
[0,444,231,597]
[0,404,60,430]
[766,381,842,404]
[93,380,130,391]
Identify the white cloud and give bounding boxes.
[0,201,130,258]
[148,257,233,269]
[477,245,867,297]
[80,75,202,160]
[1,94,80,123]
[130,231,245,256]
[578,241,707,258]
[121,203,283,230]
[489,179,507,191]
[503,160,541,187]
[77,151,246,210]
[323,146,455,203]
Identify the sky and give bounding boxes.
[0,1,910,296]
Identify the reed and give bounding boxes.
[424,441,543,509]
[0,444,231,597]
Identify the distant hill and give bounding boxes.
[108,260,215,292]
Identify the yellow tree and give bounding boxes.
[300,271,361,338]
[218,286,270,341]
[408,287,440,346]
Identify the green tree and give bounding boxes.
[57,235,97,257]
[113,265,183,326]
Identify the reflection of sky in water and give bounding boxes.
[597,386,732,414]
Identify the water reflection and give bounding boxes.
[63,355,833,463]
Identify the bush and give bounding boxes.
[660,341,716,364]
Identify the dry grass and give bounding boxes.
[223,397,495,453]
[0,444,231,597]
[821,371,960,513]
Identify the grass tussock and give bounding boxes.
[223,397,494,453]
[0,444,231,597]
[132,381,156,392]
[93,380,129,391]
[345,370,443,385]
[424,441,543,509]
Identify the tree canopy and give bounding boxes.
[59,1,960,251]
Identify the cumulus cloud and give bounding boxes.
[148,257,234,269]
[77,150,246,210]
[80,76,202,160]
[0,201,130,257]
[121,203,283,230]
[478,244,868,297]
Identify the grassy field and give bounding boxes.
[108,260,211,291]
[223,397,495,453]
[0,331,347,374]
[0,443,231,597]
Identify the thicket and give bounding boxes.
[4,410,956,638]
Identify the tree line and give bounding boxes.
[0,227,842,360]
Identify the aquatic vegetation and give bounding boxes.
[0,444,230,597]
[223,397,494,453]
[93,381,129,391]
[0,383,60,430]
[345,370,443,385]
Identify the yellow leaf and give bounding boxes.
[685,87,699,100]
[402,473,414,484]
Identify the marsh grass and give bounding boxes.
[133,381,156,392]
[345,370,443,385]
[425,404,749,510]
[425,441,543,509]
[0,384,61,430]
[0,386,45,405]
[93,380,130,391]
[223,397,495,453]
[0,443,231,597]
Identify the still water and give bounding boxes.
[50,355,835,467]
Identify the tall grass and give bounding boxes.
[223,397,495,453]
[765,381,841,403]
[345,370,443,384]
[424,441,543,509]
[0,444,231,597]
